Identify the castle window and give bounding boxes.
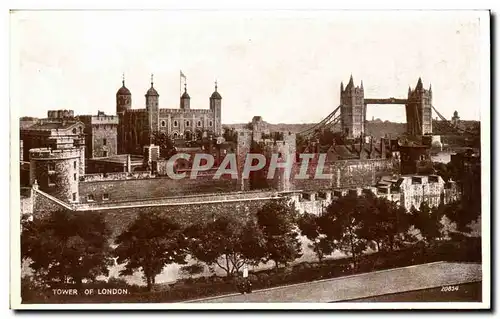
[209,121,213,127]
[186,121,190,127]
[87,194,95,202]
[72,193,76,202]
[79,127,83,134]
[103,138,107,146]
[197,121,202,127]
[174,120,178,127]
[102,193,109,201]
[73,161,77,169]
[173,132,178,138]
[72,128,77,134]
[73,173,77,181]
[161,120,166,127]
[48,162,55,171]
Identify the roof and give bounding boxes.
[146,85,159,96]
[181,91,190,99]
[88,154,143,164]
[329,145,358,159]
[210,91,222,99]
[116,82,131,96]
[24,120,83,131]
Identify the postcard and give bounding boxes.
[10,9,490,310]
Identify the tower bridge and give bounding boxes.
[298,75,475,140]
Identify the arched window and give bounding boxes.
[186,121,190,127]
[161,120,166,127]
[173,132,178,138]
[209,120,213,127]
[173,120,178,127]
[72,128,77,134]
[197,121,202,127]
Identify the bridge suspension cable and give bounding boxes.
[297,105,341,137]
[431,105,479,136]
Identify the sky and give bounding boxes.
[10,10,485,124]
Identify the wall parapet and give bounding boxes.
[29,147,81,159]
[80,171,154,182]
[73,190,282,211]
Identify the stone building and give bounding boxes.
[450,149,481,204]
[20,110,85,162]
[116,76,222,155]
[78,111,119,158]
[406,78,433,136]
[340,75,365,139]
[451,110,460,127]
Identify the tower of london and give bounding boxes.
[116,75,223,155]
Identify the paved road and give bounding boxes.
[189,262,482,303]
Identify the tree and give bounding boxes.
[358,193,413,252]
[255,199,302,269]
[185,216,264,277]
[297,212,333,262]
[151,131,177,159]
[442,198,481,233]
[222,127,238,143]
[410,202,444,245]
[319,193,368,267]
[21,210,113,289]
[114,212,188,291]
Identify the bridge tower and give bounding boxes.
[340,75,365,139]
[406,78,433,136]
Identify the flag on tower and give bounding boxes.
[180,70,186,80]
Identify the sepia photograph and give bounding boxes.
[9,9,490,310]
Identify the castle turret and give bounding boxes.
[146,74,160,142]
[29,147,82,203]
[451,110,460,127]
[180,83,191,110]
[117,74,131,154]
[209,81,222,136]
[116,74,132,115]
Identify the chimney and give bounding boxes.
[370,136,373,157]
[380,138,386,158]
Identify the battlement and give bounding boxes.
[89,115,119,125]
[29,147,81,160]
[125,109,148,113]
[159,108,213,114]
[47,109,74,119]
[80,171,154,182]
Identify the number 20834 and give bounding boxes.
[441,286,459,292]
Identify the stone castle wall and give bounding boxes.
[78,176,240,204]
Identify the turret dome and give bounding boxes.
[146,74,159,96]
[116,80,131,96]
[210,81,222,99]
[146,86,159,96]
